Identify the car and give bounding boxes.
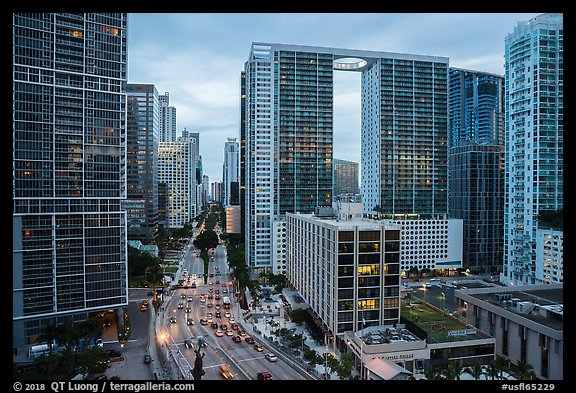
[224,311,231,318]
[219,364,234,379]
[170,316,177,323]
[220,323,227,330]
[200,318,208,325]
[215,280,220,284]
[198,336,207,348]
[265,353,278,362]
[208,288,214,293]
[232,335,242,343]
[215,289,220,294]
[207,303,213,308]
[177,302,184,309]
[186,318,194,326]
[207,317,213,323]
[206,312,213,318]
[191,282,196,288]
[211,322,219,329]
[215,330,224,337]
[96,338,104,348]
[180,294,187,299]
[140,304,148,312]
[245,337,255,345]
[208,294,213,300]
[185,307,192,313]
[222,289,228,293]
[187,296,194,302]
[225,330,234,336]
[200,298,206,303]
[254,344,264,352]
[239,330,246,336]
[215,294,221,300]
[214,304,221,310]
[184,340,194,349]
[222,283,227,287]
[256,371,272,380]
[229,317,235,324]
[199,293,205,298]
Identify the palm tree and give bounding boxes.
[495,356,510,380]
[443,361,465,380]
[37,322,58,352]
[514,361,535,380]
[464,362,485,380]
[146,264,164,304]
[424,366,444,380]
[485,359,501,380]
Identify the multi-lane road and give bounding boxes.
[153,235,310,380]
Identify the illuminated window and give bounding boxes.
[358,265,380,275]
[101,26,119,36]
[358,299,378,310]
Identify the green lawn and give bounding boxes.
[401,302,483,343]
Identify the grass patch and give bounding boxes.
[401,302,483,343]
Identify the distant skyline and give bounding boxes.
[127,12,544,183]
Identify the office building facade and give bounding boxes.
[125,83,160,241]
[159,92,176,142]
[449,142,505,274]
[535,228,563,284]
[502,13,563,285]
[223,138,240,207]
[456,284,563,380]
[449,68,505,147]
[361,54,449,217]
[158,141,197,228]
[333,158,360,197]
[240,71,247,238]
[286,211,402,343]
[448,68,505,274]
[12,13,128,351]
[244,43,448,273]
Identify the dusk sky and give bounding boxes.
[126,12,544,183]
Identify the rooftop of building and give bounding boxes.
[456,284,563,331]
[400,300,488,344]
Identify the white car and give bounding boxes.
[215,330,224,337]
[265,353,278,362]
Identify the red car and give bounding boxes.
[257,371,272,380]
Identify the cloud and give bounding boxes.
[127,12,545,182]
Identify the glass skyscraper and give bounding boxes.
[333,158,360,197]
[361,54,449,217]
[12,13,128,352]
[448,68,505,274]
[244,43,449,272]
[502,13,563,285]
[125,83,160,242]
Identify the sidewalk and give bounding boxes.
[238,289,338,380]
